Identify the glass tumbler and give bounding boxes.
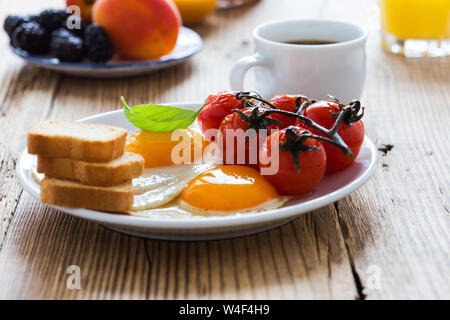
[380,0,450,57]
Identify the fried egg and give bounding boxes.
[128,164,286,218]
[132,163,216,211]
[125,128,221,213]
[178,165,286,215]
[126,128,208,168]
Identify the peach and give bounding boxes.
[66,0,96,21]
[92,0,182,60]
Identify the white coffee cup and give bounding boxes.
[230,19,368,102]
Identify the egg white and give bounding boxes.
[177,197,288,217]
[132,163,216,211]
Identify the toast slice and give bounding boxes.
[28,120,127,162]
[41,177,134,213]
[37,152,144,187]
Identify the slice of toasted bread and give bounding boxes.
[37,152,144,187]
[41,177,134,213]
[28,120,127,162]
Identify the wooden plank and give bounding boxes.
[0,204,357,299]
[0,0,61,248]
[335,39,450,299]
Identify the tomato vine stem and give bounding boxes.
[234,91,361,158]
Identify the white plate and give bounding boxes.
[10,27,202,78]
[17,102,378,240]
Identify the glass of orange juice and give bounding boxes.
[380,0,450,57]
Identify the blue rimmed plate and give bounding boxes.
[10,26,202,78]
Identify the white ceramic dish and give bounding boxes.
[10,27,202,78]
[17,102,378,241]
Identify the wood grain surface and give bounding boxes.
[0,0,448,300]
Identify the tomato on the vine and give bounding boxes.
[296,100,364,173]
[218,107,279,168]
[258,127,326,195]
[198,91,243,140]
[268,94,309,129]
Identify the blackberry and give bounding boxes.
[50,28,84,62]
[37,9,69,31]
[4,15,28,38]
[63,15,89,38]
[84,24,114,63]
[52,28,74,40]
[26,15,40,23]
[11,21,50,54]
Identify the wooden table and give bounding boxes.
[0,0,448,300]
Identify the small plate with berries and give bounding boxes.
[4,5,202,78]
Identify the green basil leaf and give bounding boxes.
[122,97,204,132]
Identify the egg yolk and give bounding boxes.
[126,129,208,168]
[180,165,279,211]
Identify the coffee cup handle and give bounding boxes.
[229,54,268,91]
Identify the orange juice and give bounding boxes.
[380,0,450,39]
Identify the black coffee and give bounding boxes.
[284,39,338,45]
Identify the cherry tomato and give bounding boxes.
[198,91,243,140]
[296,100,364,173]
[268,94,309,129]
[259,127,326,195]
[218,107,278,168]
